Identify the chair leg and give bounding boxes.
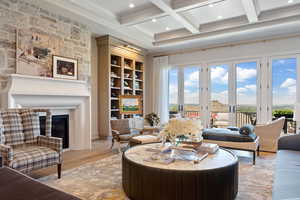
[257,145,260,157]
[111,138,115,149]
[252,151,256,165]
[57,163,62,179]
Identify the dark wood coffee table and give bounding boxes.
[122,143,238,200]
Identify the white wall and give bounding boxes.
[91,37,99,140]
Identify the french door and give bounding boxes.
[168,66,201,119]
[209,60,259,128]
[268,55,300,133]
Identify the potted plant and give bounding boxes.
[145,112,160,127]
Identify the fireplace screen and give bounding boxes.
[40,115,69,149]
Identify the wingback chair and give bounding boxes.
[0,109,62,178]
[255,117,285,152]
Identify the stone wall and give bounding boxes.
[0,0,91,88]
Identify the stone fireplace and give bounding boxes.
[0,74,91,150]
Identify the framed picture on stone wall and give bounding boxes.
[53,55,78,80]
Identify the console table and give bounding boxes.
[122,143,239,200]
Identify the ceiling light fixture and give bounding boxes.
[209,4,214,8]
[166,27,170,31]
[288,0,294,3]
[152,18,157,23]
[217,15,223,19]
[129,3,135,8]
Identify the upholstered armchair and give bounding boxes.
[110,119,140,152]
[255,117,285,152]
[0,109,62,178]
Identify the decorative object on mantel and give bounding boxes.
[145,112,160,127]
[16,28,59,77]
[160,119,203,146]
[53,56,78,80]
[119,95,142,114]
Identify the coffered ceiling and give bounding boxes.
[42,0,300,53]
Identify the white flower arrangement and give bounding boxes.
[160,119,203,144]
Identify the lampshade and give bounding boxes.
[293,103,300,121]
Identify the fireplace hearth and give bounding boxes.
[40,115,69,149]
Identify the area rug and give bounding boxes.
[39,153,275,200]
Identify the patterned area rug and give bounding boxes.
[39,153,275,200]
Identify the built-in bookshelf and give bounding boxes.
[97,35,146,138]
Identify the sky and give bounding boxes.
[169,58,297,106]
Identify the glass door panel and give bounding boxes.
[169,68,180,118]
[272,57,297,133]
[184,67,200,119]
[235,61,257,127]
[210,64,230,128]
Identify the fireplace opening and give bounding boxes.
[40,115,69,149]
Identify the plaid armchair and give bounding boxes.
[0,109,62,178]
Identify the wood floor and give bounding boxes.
[31,140,119,179]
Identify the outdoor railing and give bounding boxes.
[170,111,257,127]
[210,111,256,128]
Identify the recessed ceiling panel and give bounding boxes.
[94,0,152,15]
[135,15,184,35]
[180,0,245,25]
[257,0,300,11]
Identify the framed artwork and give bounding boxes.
[119,95,142,114]
[53,55,78,80]
[16,28,62,77]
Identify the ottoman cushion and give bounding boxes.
[203,128,257,142]
[130,135,160,145]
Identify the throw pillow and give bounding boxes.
[239,124,255,135]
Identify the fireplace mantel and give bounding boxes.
[2,74,90,97]
[0,74,92,150]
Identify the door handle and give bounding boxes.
[229,105,232,113]
[232,106,236,113]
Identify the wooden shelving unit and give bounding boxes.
[97,35,146,138]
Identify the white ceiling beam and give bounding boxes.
[172,0,224,12]
[148,0,199,34]
[154,28,191,41]
[153,10,300,46]
[241,0,259,23]
[120,0,224,27]
[120,5,166,26]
